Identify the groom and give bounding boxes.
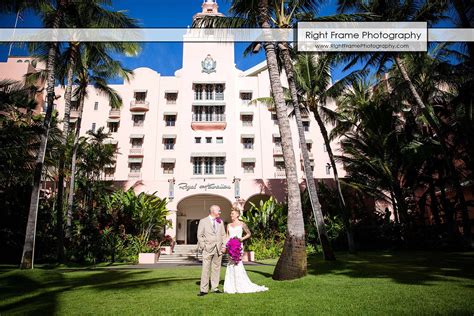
[197,204,226,296]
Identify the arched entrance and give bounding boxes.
[243,194,272,212]
[176,194,233,244]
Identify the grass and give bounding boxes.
[1,251,473,315]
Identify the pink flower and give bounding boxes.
[215,217,222,224]
[226,237,242,264]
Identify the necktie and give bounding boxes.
[213,219,216,232]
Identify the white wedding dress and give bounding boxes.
[223,225,269,294]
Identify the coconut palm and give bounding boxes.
[294,53,356,253]
[53,2,139,259]
[194,0,309,279]
[65,45,133,238]
[13,0,68,270]
[336,0,471,242]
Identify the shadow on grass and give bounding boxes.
[0,268,200,314]
[308,251,474,286]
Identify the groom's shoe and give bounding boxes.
[197,292,208,297]
[212,289,223,294]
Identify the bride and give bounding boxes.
[223,208,268,294]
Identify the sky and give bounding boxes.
[0,0,343,80]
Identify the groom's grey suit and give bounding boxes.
[197,216,226,293]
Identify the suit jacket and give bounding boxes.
[197,216,226,255]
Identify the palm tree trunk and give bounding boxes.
[258,0,306,281]
[394,54,471,243]
[66,92,84,238]
[279,47,336,260]
[312,104,355,253]
[20,9,62,270]
[55,43,77,260]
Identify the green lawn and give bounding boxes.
[1,251,473,315]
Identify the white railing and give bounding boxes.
[109,109,121,117]
[273,147,283,155]
[129,148,144,155]
[192,114,226,122]
[128,172,142,179]
[274,170,286,178]
[130,99,149,110]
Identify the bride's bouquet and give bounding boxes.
[226,237,242,264]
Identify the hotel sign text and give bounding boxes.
[177,182,231,191]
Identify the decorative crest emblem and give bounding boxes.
[201,54,216,73]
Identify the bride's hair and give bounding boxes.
[231,208,241,216]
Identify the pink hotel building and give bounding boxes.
[1,1,346,244]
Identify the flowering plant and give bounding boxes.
[226,237,242,264]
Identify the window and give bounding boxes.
[193,105,225,122]
[243,162,255,173]
[205,84,213,100]
[204,157,213,174]
[206,137,212,144]
[193,157,203,175]
[215,84,224,100]
[271,113,278,124]
[164,138,175,150]
[108,122,119,133]
[302,121,310,132]
[192,157,225,175]
[165,115,176,126]
[91,123,96,132]
[275,161,285,170]
[195,137,201,144]
[71,100,79,111]
[215,157,225,174]
[163,163,174,174]
[243,138,254,150]
[165,92,177,104]
[326,163,331,175]
[307,143,312,152]
[94,101,99,110]
[216,137,223,144]
[133,114,145,127]
[195,84,203,100]
[242,115,253,127]
[131,138,143,148]
[104,167,115,177]
[129,163,141,173]
[134,91,147,103]
[274,137,282,148]
[240,92,252,102]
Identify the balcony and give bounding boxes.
[70,109,80,118]
[128,172,142,179]
[109,109,121,118]
[191,114,226,131]
[300,152,314,159]
[274,170,286,178]
[129,148,144,156]
[130,99,149,111]
[273,147,283,155]
[104,175,115,181]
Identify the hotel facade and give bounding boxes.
[1,1,346,245]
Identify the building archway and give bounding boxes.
[243,194,273,212]
[176,194,232,244]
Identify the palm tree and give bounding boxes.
[53,1,139,258]
[294,53,355,253]
[194,0,308,279]
[337,0,471,243]
[16,0,67,269]
[65,46,134,238]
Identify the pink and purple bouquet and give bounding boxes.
[226,237,242,264]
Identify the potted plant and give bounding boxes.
[159,235,174,255]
